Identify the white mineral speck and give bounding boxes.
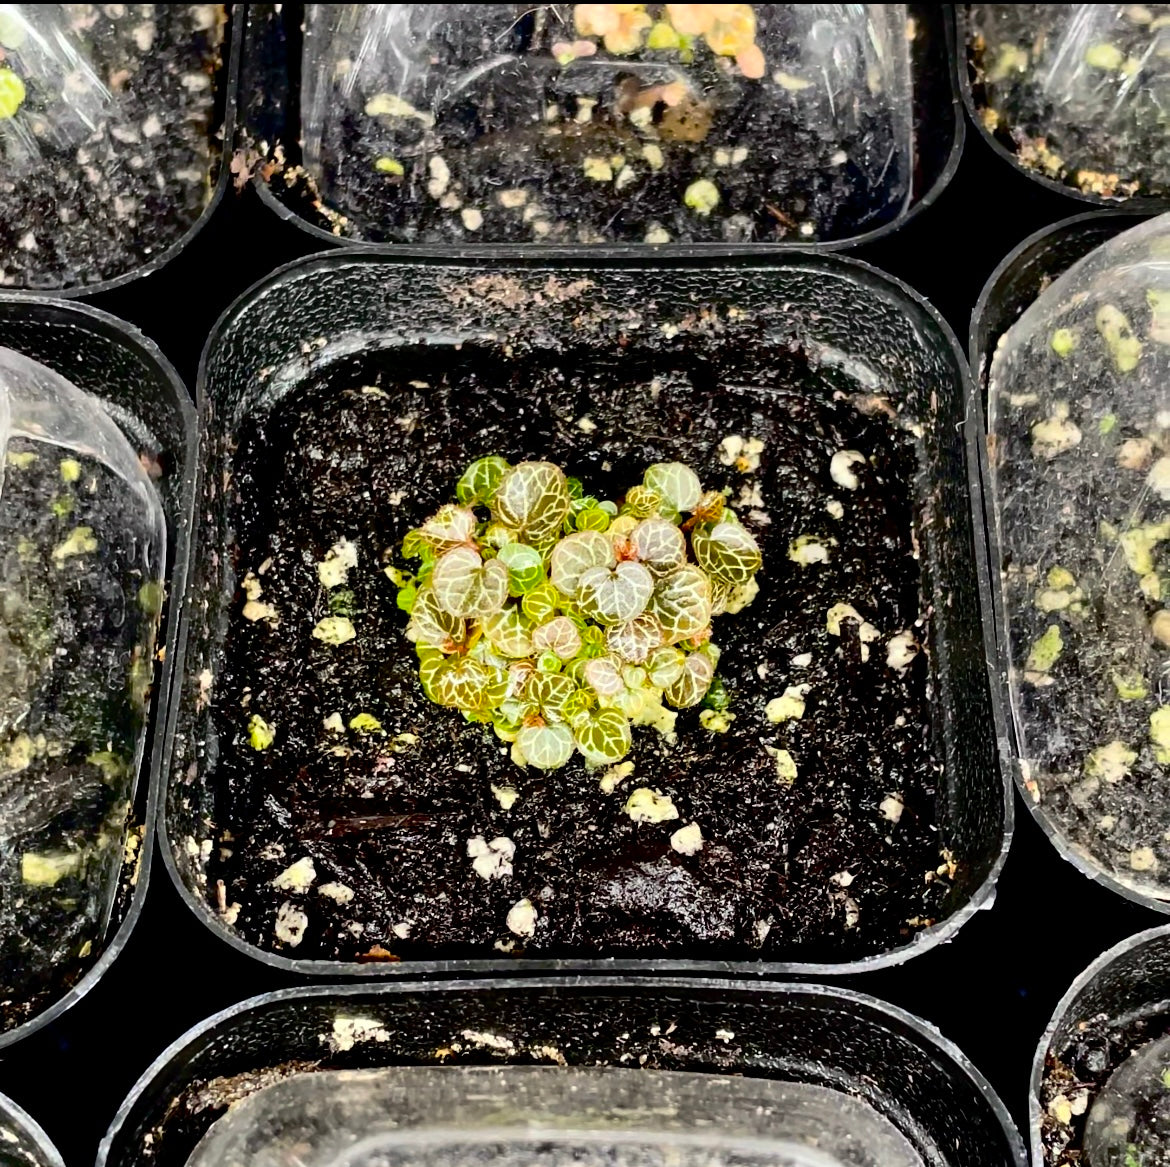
[1149,456,1170,500]
[825,499,844,519]
[507,897,538,937]
[624,787,679,823]
[577,415,597,433]
[644,225,671,244]
[715,1028,735,1042]
[427,156,451,198]
[791,653,812,668]
[271,856,316,892]
[274,902,308,947]
[670,822,704,855]
[141,113,162,138]
[886,631,918,672]
[1131,846,1158,872]
[132,21,154,50]
[830,450,865,490]
[880,795,904,823]
[467,835,515,881]
[491,784,519,810]
[392,921,412,939]
[318,882,354,904]
[461,208,483,231]
[498,188,527,208]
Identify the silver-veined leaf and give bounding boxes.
[493,461,571,543]
[431,546,509,618]
[648,565,712,643]
[496,541,545,595]
[665,650,715,708]
[430,657,499,711]
[578,561,654,626]
[528,671,576,717]
[583,655,625,697]
[532,615,582,660]
[456,456,511,507]
[415,504,477,554]
[481,606,535,658]
[405,586,465,651]
[692,519,762,586]
[573,708,632,765]
[550,529,614,598]
[646,645,686,689]
[518,721,576,770]
[629,517,686,575]
[644,462,701,513]
[607,612,664,664]
[623,484,662,518]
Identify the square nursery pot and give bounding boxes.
[163,249,1009,976]
[959,4,1170,208]
[1032,924,1170,1167]
[0,1092,64,1167]
[99,978,1026,1167]
[971,210,1170,913]
[238,3,963,249]
[0,298,195,1048]
[0,3,240,294]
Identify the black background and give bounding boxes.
[1,106,1165,1166]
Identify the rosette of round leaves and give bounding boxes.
[393,457,762,772]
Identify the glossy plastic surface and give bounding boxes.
[0,1091,64,1167]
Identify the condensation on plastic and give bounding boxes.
[161,248,1009,979]
[185,1066,923,1167]
[1084,1032,1170,1163]
[1031,924,1170,1166]
[0,297,195,1050]
[983,214,1170,905]
[0,1090,65,1167]
[961,4,1170,206]
[0,4,238,294]
[97,980,1027,1167]
[239,4,964,251]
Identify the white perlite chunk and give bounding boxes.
[318,882,354,904]
[765,685,810,723]
[317,538,358,588]
[328,1016,389,1052]
[670,823,704,855]
[1031,402,1082,459]
[886,631,918,672]
[880,795,904,823]
[274,902,309,947]
[830,450,865,490]
[271,856,316,892]
[624,787,679,823]
[491,784,519,810]
[467,835,515,881]
[1149,456,1170,500]
[507,897,538,937]
[426,155,451,198]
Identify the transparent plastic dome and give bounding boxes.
[987,213,1170,901]
[968,4,1170,200]
[0,3,225,290]
[185,1066,922,1167]
[299,3,913,244]
[0,347,164,1019]
[1085,1033,1170,1165]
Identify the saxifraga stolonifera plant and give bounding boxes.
[388,458,762,771]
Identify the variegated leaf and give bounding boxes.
[528,670,576,716]
[648,565,712,643]
[644,462,701,513]
[607,612,664,664]
[532,615,582,660]
[416,504,477,553]
[629,517,686,575]
[692,518,762,586]
[493,461,571,543]
[623,484,662,518]
[646,645,686,689]
[578,561,654,626]
[431,546,509,618]
[583,655,625,698]
[405,586,466,651]
[430,657,499,711]
[518,721,576,770]
[664,650,715,709]
[456,456,511,507]
[573,708,632,765]
[495,541,545,595]
[481,606,535,659]
[550,529,614,598]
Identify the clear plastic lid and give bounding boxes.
[299,3,913,244]
[1084,1032,1170,1164]
[0,347,165,1008]
[987,213,1170,900]
[0,3,224,289]
[969,4,1170,200]
[185,1065,923,1167]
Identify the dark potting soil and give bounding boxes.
[967,3,1170,200]
[0,3,225,291]
[0,441,159,1033]
[203,339,952,964]
[282,6,910,244]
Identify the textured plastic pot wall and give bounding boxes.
[162,250,1008,976]
[238,3,963,251]
[99,979,1026,1167]
[0,299,196,1048]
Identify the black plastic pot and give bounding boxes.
[0,298,196,1048]
[238,3,963,252]
[969,210,1169,915]
[1031,924,1170,1166]
[99,977,1026,1167]
[956,5,1170,211]
[0,1091,64,1167]
[4,5,241,297]
[162,247,1009,977]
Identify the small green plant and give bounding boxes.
[390,458,762,770]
